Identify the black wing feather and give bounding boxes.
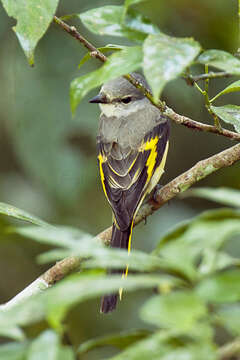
[98,121,169,231]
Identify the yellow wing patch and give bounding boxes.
[98,154,108,199]
[148,141,169,194]
[143,137,159,183]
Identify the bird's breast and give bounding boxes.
[98,99,164,149]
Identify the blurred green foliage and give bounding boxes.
[0,0,240,359]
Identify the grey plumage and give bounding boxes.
[98,100,167,149]
[100,72,150,100]
[98,73,168,154]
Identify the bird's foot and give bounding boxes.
[152,183,163,204]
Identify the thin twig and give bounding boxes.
[184,71,231,85]
[204,64,222,131]
[53,16,240,142]
[53,16,107,62]
[218,337,240,359]
[1,142,240,310]
[163,107,240,141]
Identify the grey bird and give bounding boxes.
[89,73,170,313]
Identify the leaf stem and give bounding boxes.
[53,16,107,62]
[204,64,222,131]
[194,82,205,95]
[204,64,209,99]
[185,71,230,85]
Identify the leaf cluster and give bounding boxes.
[2,0,240,131]
[0,188,240,358]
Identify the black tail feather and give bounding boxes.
[100,223,131,314]
[100,294,118,313]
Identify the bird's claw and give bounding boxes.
[153,183,163,203]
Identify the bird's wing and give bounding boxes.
[97,120,170,231]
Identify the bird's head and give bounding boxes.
[89,73,150,117]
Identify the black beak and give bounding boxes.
[89,94,108,104]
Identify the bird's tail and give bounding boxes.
[100,222,133,314]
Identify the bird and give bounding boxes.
[89,73,170,313]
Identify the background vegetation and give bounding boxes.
[0,0,240,359]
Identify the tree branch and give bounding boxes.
[53,16,107,62]
[53,16,240,141]
[184,71,231,85]
[1,142,240,310]
[218,337,240,359]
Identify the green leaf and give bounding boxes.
[79,6,158,41]
[107,332,216,360]
[140,292,206,332]
[143,33,201,101]
[196,270,240,303]
[0,294,46,329]
[0,342,27,360]
[70,46,142,113]
[210,105,240,133]
[83,247,187,278]
[1,0,59,65]
[17,223,183,284]
[78,329,151,354]
[194,208,240,221]
[177,217,240,252]
[37,249,73,263]
[216,304,240,336]
[199,250,239,276]
[155,208,235,250]
[45,274,178,329]
[15,225,92,248]
[0,274,172,330]
[154,240,198,281]
[58,346,75,360]
[153,220,197,280]
[210,80,240,102]
[0,202,48,226]
[154,209,240,277]
[154,219,191,250]
[124,0,148,10]
[107,332,171,360]
[79,6,135,38]
[39,247,184,295]
[187,323,214,342]
[27,330,60,360]
[124,8,159,36]
[158,218,240,277]
[160,343,217,360]
[184,187,240,208]
[0,326,25,341]
[197,50,240,74]
[78,45,124,69]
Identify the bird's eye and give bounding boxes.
[121,97,132,104]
